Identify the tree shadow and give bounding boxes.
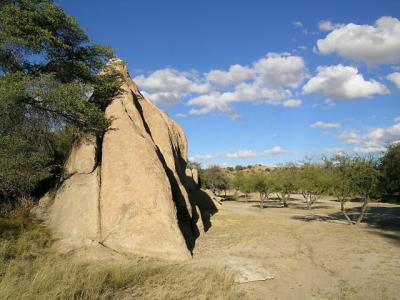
[287,202,333,210]
[291,206,400,244]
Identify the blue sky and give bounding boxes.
[59,0,400,166]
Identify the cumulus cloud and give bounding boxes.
[263,146,290,156]
[134,68,210,104]
[316,16,400,65]
[226,147,290,158]
[303,64,389,99]
[253,53,307,88]
[206,64,254,88]
[225,150,257,158]
[387,72,400,89]
[176,113,187,118]
[189,146,290,162]
[283,99,302,107]
[318,20,342,31]
[293,21,304,28]
[311,121,341,129]
[188,53,306,116]
[340,121,400,153]
[189,154,216,161]
[134,53,306,116]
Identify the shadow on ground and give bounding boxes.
[291,206,400,244]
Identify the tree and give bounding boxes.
[378,144,400,201]
[0,0,120,201]
[350,156,379,224]
[201,166,230,197]
[296,162,330,210]
[325,155,356,224]
[251,172,274,209]
[234,172,253,201]
[271,166,296,207]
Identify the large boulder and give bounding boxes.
[32,58,213,261]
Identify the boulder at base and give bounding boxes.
[32,58,216,261]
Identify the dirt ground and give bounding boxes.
[191,193,400,300]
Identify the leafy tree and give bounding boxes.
[378,144,400,201]
[234,172,253,201]
[0,0,120,201]
[271,166,296,207]
[350,156,380,224]
[296,162,330,210]
[325,155,357,224]
[201,166,230,197]
[251,172,274,209]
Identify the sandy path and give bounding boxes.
[192,195,400,299]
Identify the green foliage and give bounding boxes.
[270,165,297,206]
[378,144,400,200]
[0,0,120,201]
[250,172,275,208]
[349,156,379,199]
[233,172,252,197]
[201,165,230,193]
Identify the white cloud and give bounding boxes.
[303,64,389,99]
[293,21,304,28]
[134,68,210,105]
[176,113,187,118]
[189,154,216,161]
[318,20,342,31]
[340,130,362,144]
[189,146,290,162]
[188,53,306,116]
[253,53,307,89]
[134,53,307,116]
[263,146,289,156]
[317,16,400,65]
[311,121,341,129]
[206,64,253,88]
[340,121,400,153]
[225,150,257,158]
[395,116,400,122]
[283,99,302,107]
[387,72,400,89]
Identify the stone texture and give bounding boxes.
[47,168,101,248]
[31,58,214,261]
[63,135,97,177]
[218,256,274,283]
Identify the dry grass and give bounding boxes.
[0,217,237,300]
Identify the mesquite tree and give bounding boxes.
[325,155,357,224]
[271,165,296,207]
[296,163,330,210]
[251,172,274,209]
[350,156,379,224]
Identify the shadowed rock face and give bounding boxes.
[32,58,213,261]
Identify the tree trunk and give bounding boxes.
[340,198,354,225]
[307,198,311,210]
[356,198,369,224]
[283,195,288,207]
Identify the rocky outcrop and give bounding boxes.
[32,58,216,261]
